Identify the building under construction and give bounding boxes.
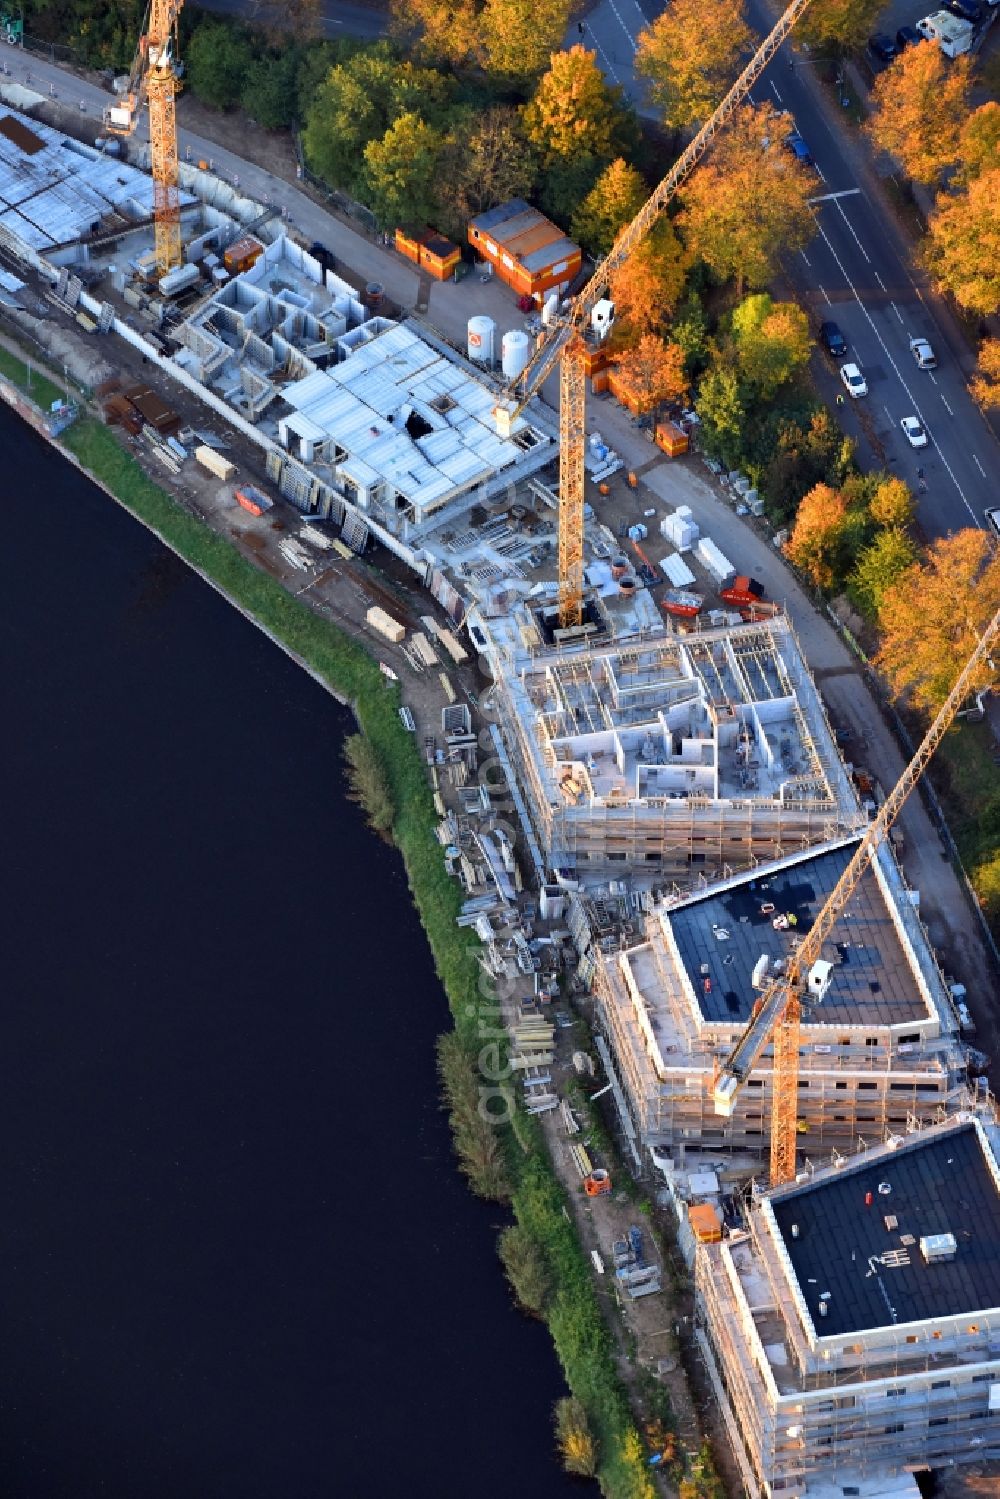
[480,601,863,885]
[696,1112,1000,1497]
[594,834,970,1164]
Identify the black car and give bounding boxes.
[896,24,923,46]
[868,32,898,61]
[819,321,848,358]
[943,0,981,19]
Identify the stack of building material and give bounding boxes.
[510,1015,555,1070]
[695,536,736,588]
[411,632,438,668]
[660,506,699,551]
[195,445,236,481]
[661,552,696,588]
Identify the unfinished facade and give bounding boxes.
[595,836,969,1161]
[172,236,557,539]
[697,1114,1000,1496]
[482,605,863,883]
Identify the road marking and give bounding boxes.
[835,198,870,263]
[814,164,826,183]
[975,455,987,477]
[890,302,904,324]
[584,26,625,84]
[799,249,811,267]
[883,404,894,426]
[813,214,977,525]
[808,188,862,204]
[929,372,938,386]
[771,81,783,102]
[819,284,831,304]
[605,0,639,52]
[941,395,953,416]
[874,271,886,291]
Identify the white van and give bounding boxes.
[916,10,974,55]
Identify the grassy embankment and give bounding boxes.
[7,371,668,1497]
[935,724,1000,924]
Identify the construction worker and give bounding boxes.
[836,393,845,408]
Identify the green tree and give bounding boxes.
[867,43,970,186]
[849,528,918,619]
[186,19,256,110]
[679,104,814,293]
[799,0,885,51]
[762,409,851,523]
[363,111,446,228]
[482,0,573,80]
[498,1223,551,1314]
[436,106,537,238]
[538,156,604,226]
[876,530,1000,711]
[925,168,1000,317]
[522,45,635,167]
[731,293,811,398]
[697,364,745,468]
[342,733,394,839]
[636,0,752,129]
[571,158,647,257]
[670,293,710,375]
[241,48,301,130]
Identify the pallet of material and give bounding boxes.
[569,1144,593,1178]
[437,627,469,664]
[195,444,236,481]
[411,632,438,667]
[439,672,456,704]
[366,606,406,644]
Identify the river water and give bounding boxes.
[0,409,585,1497]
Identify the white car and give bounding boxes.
[985,507,1000,534]
[901,415,928,448]
[839,362,868,398]
[909,337,937,370]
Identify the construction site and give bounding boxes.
[0,0,996,1493]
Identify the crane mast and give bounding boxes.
[104,0,184,273]
[714,607,1000,1186]
[501,0,817,628]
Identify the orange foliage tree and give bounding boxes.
[678,105,813,293]
[925,167,1000,317]
[876,531,1000,712]
[607,221,688,336]
[635,0,752,129]
[970,338,1000,411]
[867,43,970,185]
[612,334,688,412]
[784,483,853,591]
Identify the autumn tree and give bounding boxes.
[876,530,1000,712]
[957,102,1000,186]
[522,46,634,168]
[571,158,647,257]
[867,44,970,186]
[436,107,537,237]
[798,0,885,51]
[731,293,811,398]
[363,112,447,228]
[554,1398,598,1478]
[868,476,915,530]
[849,528,918,619]
[390,0,481,68]
[925,168,1000,317]
[679,104,814,293]
[607,220,688,335]
[613,334,688,412]
[970,338,1000,411]
[784,482,856,591]
[482,0,573,80]
[635,0,752,128]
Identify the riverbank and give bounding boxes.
[0,350,671,1498]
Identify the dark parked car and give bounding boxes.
[819,321,848,358]
[944,0,982,18]
[896,23,923,46]
[868,32,898,61]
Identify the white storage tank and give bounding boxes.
[467,315,495,364]
[501,328,532,380]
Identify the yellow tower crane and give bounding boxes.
[712,607,1000,1187]
[104,0,184,273]
[498,0,816,630]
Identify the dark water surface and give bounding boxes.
[0,410,582,1498]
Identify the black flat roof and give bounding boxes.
[669,841,928,1028]
[771,1124,1000,1335]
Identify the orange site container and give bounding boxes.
[655,421,690,458]
[689,1204,723,1242]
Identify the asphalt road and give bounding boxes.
[190,0,388,40]
[577,0,999,535]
